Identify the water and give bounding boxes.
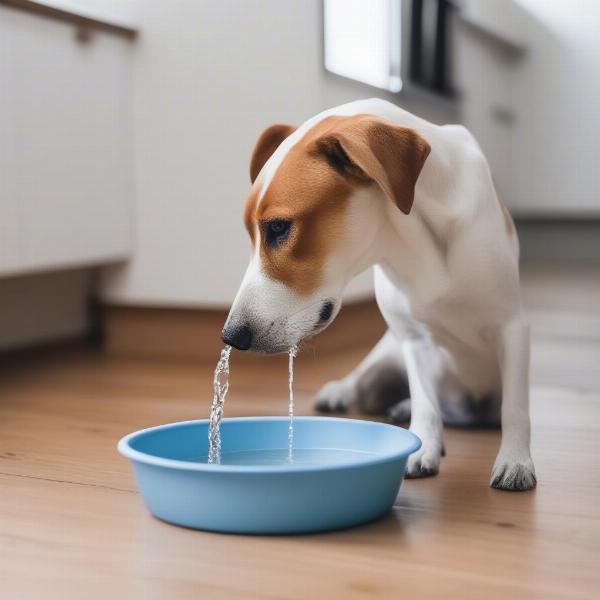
[206,343,299,465]
[207,344,232,464]
[287,345,298,463]
[191,448,376,466]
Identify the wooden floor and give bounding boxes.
[1,266,599,600]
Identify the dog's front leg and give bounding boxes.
[491,318,537,491]
[403,337,444,478]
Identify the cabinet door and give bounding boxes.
[0,6,133,276]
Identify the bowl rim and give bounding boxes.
[117,416,422,474]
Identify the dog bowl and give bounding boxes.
[118,416,421,534]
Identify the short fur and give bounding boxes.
[223,99,536,491]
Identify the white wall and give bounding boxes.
[103,0,322,308]
[455,24,519,209]
[442,0,600,218]
[511,0,600,216]
[101,0,456,309]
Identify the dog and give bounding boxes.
[222,98,536,491]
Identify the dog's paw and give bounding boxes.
[405,445,441,479]
[490,456,537,491]
[314,379,356,413]
[387,398,411,423]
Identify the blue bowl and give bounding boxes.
[118,416,421,534]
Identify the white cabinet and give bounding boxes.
[0,4,135,276]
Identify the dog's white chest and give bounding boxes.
[373,265,500,395]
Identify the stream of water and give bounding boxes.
[207,344,299,465]
[207,344,232,464]
[287,345,298,463]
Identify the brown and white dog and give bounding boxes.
[222,99,536,491]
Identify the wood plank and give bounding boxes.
[0,351,598,599]
[1,267,599,599]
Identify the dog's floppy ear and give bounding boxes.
[250,124,296,183]
[316,117,430,214]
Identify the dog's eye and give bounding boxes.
[263,219,292,248]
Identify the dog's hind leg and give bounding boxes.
[387,398,411,423]
[439,378,501,429]
[314,330,408,414]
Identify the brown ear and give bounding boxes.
[317,117,431,214]
[249,124,296,183]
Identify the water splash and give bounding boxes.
[287,345,298,463]
[208,345,232,464]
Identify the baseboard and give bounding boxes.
[516,218,600,263]
[0,338,92,366]
[0,268,92,352]
[103,300,386,362]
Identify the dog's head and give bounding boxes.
[222,114,430,352]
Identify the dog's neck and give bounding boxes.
[368,175,453,307]
[344,125,457,305]
[380,218,450,306]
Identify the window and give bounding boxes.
[323,0,402,93]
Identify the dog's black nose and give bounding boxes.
[221,323,252,351]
